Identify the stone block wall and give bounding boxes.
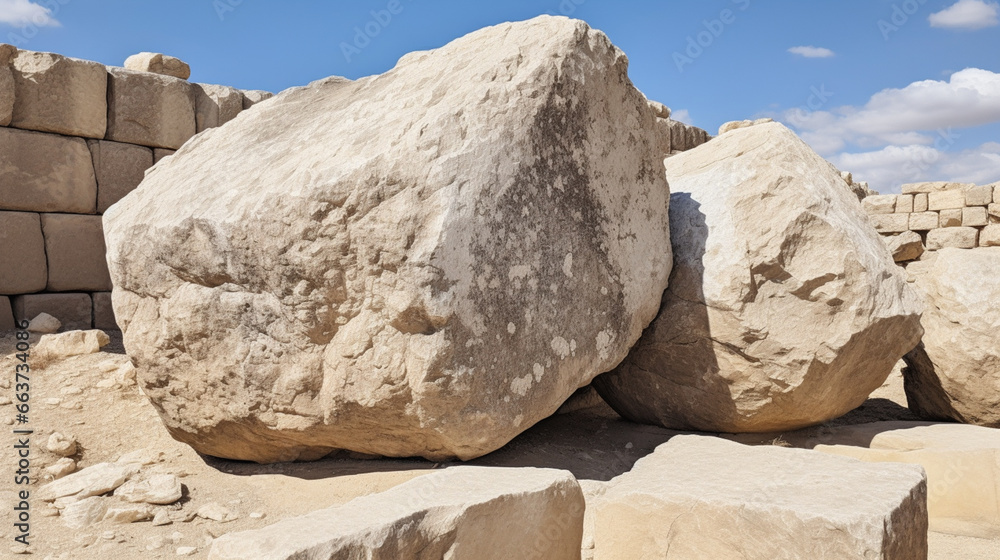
[863,181,1000,262]
[0,45,272,332]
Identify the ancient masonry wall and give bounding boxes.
[0,45,272,331]
[864,182,1000,259]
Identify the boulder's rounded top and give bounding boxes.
[124,52,191,80]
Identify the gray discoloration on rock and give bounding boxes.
[104,16,671,462]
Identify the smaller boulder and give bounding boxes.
[885,231,924,263]
[718,117,773,135]
[27,312,60,334]
[35,330,110,359]
[115,474,182,505]
[124,52,191,80]
[46,432,77,457]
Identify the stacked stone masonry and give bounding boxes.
[0,45,274,332]
[864,182,1000,261]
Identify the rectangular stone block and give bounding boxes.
[928,189,967,211]
[153,148,176,164]
[862,194,897,214]
[9,49,107,138]
[241,89,273,109]
[92,292,119,331]
[209,467,584,560]
[194,83,243,132]
[12,293,92,330]
[981,224,1000,247]
[0,296,14,332]
[40,214,112,292]
[894,194,913,213]
[901,182,970,194]
[592,436,927,560]
[106,67,196,149]
[0,64,12,127]
[989,203,1000,223]
[870,213,909,233]
[913,193,928,213]
[963,206,988,227]
[940,209,963,227]
[0,211,47,294]
[927,227,978,250]
[908,212,939,231]
[965,185,994,207]
[87,139,154,213]
[0,127,97,213]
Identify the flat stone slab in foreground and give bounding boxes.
[208,466,584,560]
[593,435,928,560]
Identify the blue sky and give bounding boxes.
[2,0,999,193]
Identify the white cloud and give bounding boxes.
[782,68,1000,153]
[788,46,835,58]
[671,109,692,125]
[0,0,59,27]
[832,142,1000,193]
[929,0,999,30]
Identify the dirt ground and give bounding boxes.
[0,331,996,559]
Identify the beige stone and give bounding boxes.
[669,119,710,152]
[885,231,924,262]
[241,89,273,109]
[92,292,118,331]
[651,117,672,154]
[114,474,182,505]
[901,182,969,194]
[895,194,914,213]
[904,248,1000,427]
[47,432,77,456]
[44,457,76,479]
[60,496,108,529]
[103,502,154,524]
[815,422,1000,538]
[9,49,107,138]
[152,148,175,164]
[914,192,929,212]
[0,128,97,213]
[929,189,967,211]
[39,461,138,502]
[965,184,994,206]
[963,206,988,227]
[27,312,60,334]
[926,227,977,250]
[940,208,963,227]
[12,293,92,331]
[989,203,1000,223]
[863,194,897,214]
[981,224,1000,247]
[41,214,112,291]
[123,52,191,80]
[647,100,671,119]
[0,296,13,332]
[35,330,111,359]
[718,117,773,135]
[995,183,1000,203]
[195,83,244,132]
[104,16,673,463]
[88,139,154,213]
[908,211,939,231]
[0,65,13,126]
[208,467,584,560]
[593,123,922,433]
[592,436,928,560]
[106,67,196,149]
[871,213,910,233]
[0,211,47,294]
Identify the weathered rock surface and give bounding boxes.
[903,248,1000,427]
[241,89,273,109]
[114,474,182,505]
[9,49,107,138]
[208,466,584,560]
[194,83,243,131]
[123,52,191,80]
[886,230,925,262]
[106,67,196,149]
[717,117,773,135]
[0,127,98,214]
[35,330,111,360]
[0,211,47,295]
[12,293,92,331]
[27,313,61,334]
[815,421,1000,538]
[594,122,923,433]
[39,462,138,502]
[104,17,672,462]
[592,435,928,560]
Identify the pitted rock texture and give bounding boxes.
[594,122,923,433]
[103,16,672,462]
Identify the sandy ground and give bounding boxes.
[0,331,996,559]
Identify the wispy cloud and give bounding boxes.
[671,109,692,125]
[788,46,834,58]
[832,142,1000,192]
[929,0,999,30]
[0,0,59,27]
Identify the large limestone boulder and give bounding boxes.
[594,122,923,433]
[591,436,928,559]
[903,248,1000,427]
[208,467,584,560]
[104,16,672,462]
